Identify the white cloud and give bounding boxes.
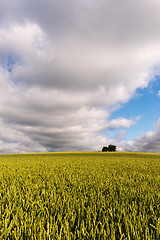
[106,118,136,130]
[0,0,160,152]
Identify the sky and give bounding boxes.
[0,0,160,153]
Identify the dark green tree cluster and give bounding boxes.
[102,144,116,152]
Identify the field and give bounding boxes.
[0,152,160,239]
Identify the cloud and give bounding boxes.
[106,118,136,130]
[118,118,160,153]
[0,0,160,152]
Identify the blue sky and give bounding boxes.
[1,0,160,153]
[108,77,160,142]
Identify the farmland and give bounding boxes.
[0,152,160,239]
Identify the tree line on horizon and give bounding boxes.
[102,144,116,152]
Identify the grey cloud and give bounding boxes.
[119,119,160,153]
[22,0,160,45]
[0,118,47,153]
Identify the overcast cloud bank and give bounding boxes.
[0,0,160,153]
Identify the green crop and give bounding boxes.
[0,152,160,239]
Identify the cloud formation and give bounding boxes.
[0,0,160,153]
[119,118,160,153]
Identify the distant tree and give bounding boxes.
[102,144,116,152]
[102,146,108,152]
[108,144,116,152]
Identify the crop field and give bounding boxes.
[0,152,160,239]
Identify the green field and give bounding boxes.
[0,152,160,239]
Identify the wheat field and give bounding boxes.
[0,152,160,239]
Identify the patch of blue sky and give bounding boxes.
[107,77,160,141]
[1,54,23,87]
[0,54,22,73]
[6,55,21,73]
